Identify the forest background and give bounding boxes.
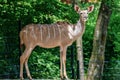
[0,0,120,80]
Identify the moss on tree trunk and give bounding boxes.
[86,1,112,80]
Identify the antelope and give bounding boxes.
[19,5,94,80]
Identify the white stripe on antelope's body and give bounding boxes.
[19,5,94,80]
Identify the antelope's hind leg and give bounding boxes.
[20,46,34,80]
[25,56,32,79]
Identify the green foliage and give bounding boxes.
[103,0,120,79]
[0,0,78,78]
[29,50,60,79]
[0,0,120,79]
[111,11,120,53]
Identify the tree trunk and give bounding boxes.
[76,37,84,80]
[86,1,112,80]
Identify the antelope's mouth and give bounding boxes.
[83,17,88,21]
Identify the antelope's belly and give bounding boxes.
[37,40,60,48]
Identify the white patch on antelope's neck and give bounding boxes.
[68,21,82,39]
[74,21,82,35]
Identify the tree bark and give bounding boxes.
[76,37,84,80]
[86,1,112,80]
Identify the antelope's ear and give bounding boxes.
[74,5,80,13]
[88,5,94,13]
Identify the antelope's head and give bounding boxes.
[74,5,94,22]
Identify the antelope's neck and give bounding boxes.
[78,19,86,36]
[68,19,85,39]
[75,20,85,35]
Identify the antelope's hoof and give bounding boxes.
[20,77,24,80]
[29,78,33,80]
[28,76,33,80]
[61,76,63,80]
[61,76,69,80]
[65,76,68,79]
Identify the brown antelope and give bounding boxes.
[19,5,94,80]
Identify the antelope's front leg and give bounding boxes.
[60,49,63,79]
[62,47,68,79]
[60,46,68,79]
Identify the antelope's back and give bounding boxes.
[20,22,73,48]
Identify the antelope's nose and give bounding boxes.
[84,17,88,19]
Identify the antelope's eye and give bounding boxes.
[80,13,82,14]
